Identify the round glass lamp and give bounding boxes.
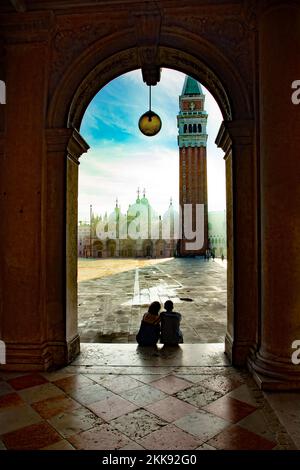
[138,85,162,137]
[139,110,162,136]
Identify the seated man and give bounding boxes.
[160,300,183,345]
[136,301,161,346]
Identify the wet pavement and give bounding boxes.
[78,258,227,343]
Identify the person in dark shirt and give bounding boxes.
[136,301,161,346]
[160,300,183,345]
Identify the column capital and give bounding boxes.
[46,128,89,161]
[216,120,254,153]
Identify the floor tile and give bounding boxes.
[0,381,14,397]
[48,406,103,438]
[41,370,74,382]
[150,375,192,394]
[0,392,24,409]
[68,383,113,405]
[199,374,243,395]
[88,375,142,393]
[237,409,277,441]
[227,384,259,406]
[196,443,217,450]
[0,440,7,450]
[120,440,145,450]
[129,374,167,384]
[173,374,204,384]
[53,374,94,393]
[111,409,167,440]
[88,394,138,421]
[207,425,276,450]
[175,384,223,408]
[0,404,42,434]
[119,384,167,407]
[18,383,65,404]
[203,395,257,423]
[41,439,75,450]
[2,421,61,450]
[174,410,230,440]
[145,396,197,422]
[137,424,201,450]
[7,374,48,391]
[32,395,81,419]
[69,424,130,450]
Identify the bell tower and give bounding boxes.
[177,76,208,255]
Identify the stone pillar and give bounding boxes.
[216,120,258,366]
[0,15,54,370]
[45,129,89,368]
[249,3,300,389]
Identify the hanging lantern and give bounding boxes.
[138,86,162,137]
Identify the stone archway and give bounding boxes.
[46,40,257,369]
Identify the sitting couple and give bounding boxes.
[136,300,183,347]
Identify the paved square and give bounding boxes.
[78,257,226,343]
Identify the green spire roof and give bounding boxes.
[182,76,203,96]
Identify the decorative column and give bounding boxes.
[249,2,300,389]
[216,120,258,366]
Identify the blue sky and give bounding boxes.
[79,69,225,221]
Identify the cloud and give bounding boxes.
[79,69,226,221]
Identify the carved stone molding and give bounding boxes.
[132,8,162,85]
[0,11,55,43]
[67,48,139,128]
[45,128,89,160]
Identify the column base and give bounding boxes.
[225,332,256,366]
[0,335,80,372]
[248,351,300,391]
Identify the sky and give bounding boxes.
[79,68,225,222]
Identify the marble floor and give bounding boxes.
[78,257,227,343]
[0,344,298,451]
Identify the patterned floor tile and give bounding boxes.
[0,392,24,409]
[174,410,230,440]
[199,374,243,395]
[150,375,192,394]
[88,375,143,393]
[53,374,94,393]
[120,440,145,450]
[0,381,14,397]
[88,394,138,421]
[2,421,61,450]
[69,424,130,450]
[41,439,75,450]
[227,384,259,406]
[207,424,276,450]
[196,443,217,450]
[48,406,103,438]
[119,384,167,407]
[129,374,168,384]
[145,396,197,422]
[175,384,223,408]
[203,395,257,423]
[0,404,42,435]
[137,424,201,450]
[7,374,48,391]
[173,374,204,384]
[18,383,65,404]
[237,409,277,441]
[32,395,81,419]
[111,409,167,440]
[68,383,113,405]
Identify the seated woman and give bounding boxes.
[160,300,183,346]
[136,301,161,346]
